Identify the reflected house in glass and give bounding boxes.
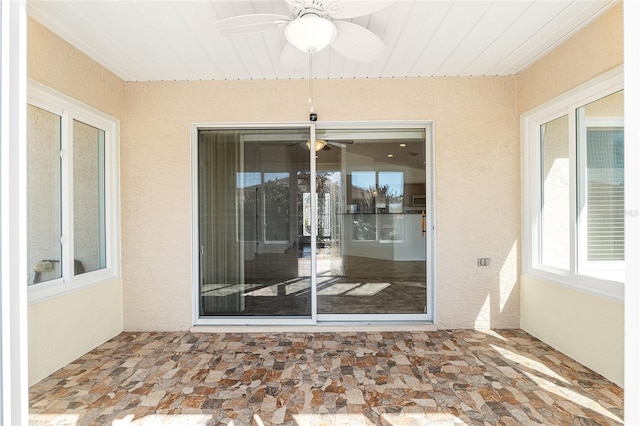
[199,129,311,316]
[196,126,429,318]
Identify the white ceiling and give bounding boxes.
[27,0,615,82]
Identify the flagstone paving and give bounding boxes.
[29,329,623,425]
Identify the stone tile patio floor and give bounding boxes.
[29,329,623,425]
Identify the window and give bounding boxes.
[73,119,107,275]
[27,104,63,284]
[263,172,290,243]
[236,171,291,243]
[577,93,625,282]
[350,171,405,242]
[27,81,120,302]
[540,115,570,270]
[522,67,624,300]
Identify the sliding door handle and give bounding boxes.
[421,210,426,236]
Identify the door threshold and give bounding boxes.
[190,322,437,334]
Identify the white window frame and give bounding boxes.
[521,66,624,301]
[349,170,406,244]
[27,80,121,304]
[191,121,436,325]
[576,116,624,280]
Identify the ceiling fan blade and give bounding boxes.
[280,42,309,71]
[214,14,289,35]
[284,0,304,10]
[328,1,394,19]
[327,140,353,147]
[332,21,385,62]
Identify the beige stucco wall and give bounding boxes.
[28,18,125,119]
[521,276,623,386]
[28,279,123,386]
[517,2,623,114]
[122,76,521,330]
[27,18,125,385]
[517,2,624,386]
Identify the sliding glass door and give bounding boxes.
[195,123,433,323]
[198,128,312,318]
[314,128,428,319]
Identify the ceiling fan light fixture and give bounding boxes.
[285,14,337,53]
[306,139,327,151]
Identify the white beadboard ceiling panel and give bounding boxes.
[27,0,617,82]
[440,1,534,77]
[412,1,496,77]
[495,0,614,75]
[384,1,453,78]
[460,1,567,76]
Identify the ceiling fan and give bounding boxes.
[214,0,392,68]
[289,139,354,151]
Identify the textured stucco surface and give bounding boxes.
[517,3,624,387]
[516,2,623,115]
[27,17,125,384]
[27,17,125,119]
[122,76,521,331]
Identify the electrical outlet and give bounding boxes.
[477,258,491,267]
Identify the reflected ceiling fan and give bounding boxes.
[214,0,392,67]
[289,139,354,151]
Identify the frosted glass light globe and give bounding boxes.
[285,14,337,53]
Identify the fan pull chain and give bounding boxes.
[308,50,315,114]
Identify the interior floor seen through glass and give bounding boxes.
[314,129,427,315]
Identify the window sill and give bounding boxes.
[28,270,120,305]
[523,267,624,303]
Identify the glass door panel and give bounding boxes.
[196,125,432,323]
[198,128,311,317]
[314,128,428,316]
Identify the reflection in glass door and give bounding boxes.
[197,128,312,317]
[196,125,432,322]
[314,128,429,318]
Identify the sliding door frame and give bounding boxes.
[313,121,436,324]
[191,121,435,326]
[191,123,315,325]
